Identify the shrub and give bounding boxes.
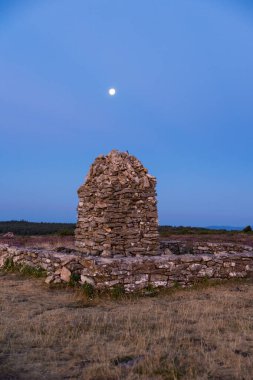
[173,281,181,289]
[3,258,15,271]
[81,282,95,298]
[69,273,81,287]
[110,284,125,299]
[242,225,252,233]
[143,283,158,297]
[58,229,75,236]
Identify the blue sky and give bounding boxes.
[0,0,253,226]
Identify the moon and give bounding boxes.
[108,88,116,96]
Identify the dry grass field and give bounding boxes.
[1,232,253,251]
[1,271,253,380]
[0,235,75,250]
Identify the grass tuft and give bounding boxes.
[68,273,81,287]
[3,258,46,278]
[81,282,95,299]
[110,284,126,299]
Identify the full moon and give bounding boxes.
[108,88,116,96]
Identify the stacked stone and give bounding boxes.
[1,244,253,291]
[75,150,159,256]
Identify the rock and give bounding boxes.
[53,277,62,284]
[101,250,112,257]
[45,275,55,284]
[80,275,95,286]
[60,266,71,282]
[3,232,14,238]
[150,274,168,287]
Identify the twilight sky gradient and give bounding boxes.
[0,0,253,226]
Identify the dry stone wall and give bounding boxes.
[160,241,253,255]
[1,244,253,292]
[75,150,159,257]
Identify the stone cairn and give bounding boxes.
[75,150,159,257]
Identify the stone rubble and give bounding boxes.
[75,150,159,257]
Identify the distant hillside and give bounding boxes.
[0,221,75,236]
[207,226,242,231]
[0,221,249,237]
[159,225,244,236]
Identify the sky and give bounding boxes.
[0,0,253,227]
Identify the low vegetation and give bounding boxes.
[159,225,251,236]
[0,220,75,236]
[3,257,46,278]
[1,272,253,379]
[243,225,253,233]
[1,220,253,237]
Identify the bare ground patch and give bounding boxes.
[1,272,253,379]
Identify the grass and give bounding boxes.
[1,232,253,379]
[1,272,253,379]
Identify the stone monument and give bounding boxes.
[75,150,159,256]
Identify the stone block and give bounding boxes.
[80,275,95,286]
[45,275,55,284]
[150,274,168,287]
[60,266,71,282]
